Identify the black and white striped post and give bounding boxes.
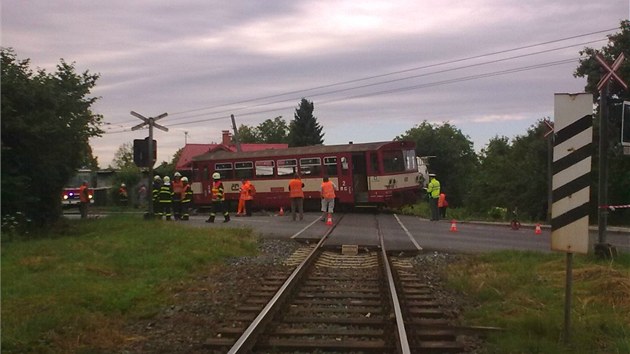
[552,93,593,343]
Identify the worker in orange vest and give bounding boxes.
[288,173,305,221]
[438,192,448,219]
[320,176,337,222]
[79,180,90,219]
[237,179,256,216]
[237,179,249,216]
[243,179,255,217]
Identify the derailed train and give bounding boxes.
[190,140,424,211]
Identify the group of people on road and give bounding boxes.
[288,173,337,222]
[203,172,338,223]
[152,172,193,221]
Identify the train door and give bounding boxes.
[332,154,353,204]
[351,153,368,203]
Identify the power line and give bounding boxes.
[102,28,616,133]
[166,28,615,117]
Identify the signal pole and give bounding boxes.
[594,53,627,257]
[131,111,169,217]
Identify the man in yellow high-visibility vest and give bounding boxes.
[427,173,441,221]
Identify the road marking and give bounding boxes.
[290,217,322,239]
[394,214,423,251]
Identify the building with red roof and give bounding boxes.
[175,130,288,171]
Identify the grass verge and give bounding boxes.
[1,215,258,353]
[447,251,630,353]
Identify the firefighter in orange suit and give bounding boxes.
[243,179,255,217]
[205,172,230,223]
[320,176,337,221]
[237,179,248,216]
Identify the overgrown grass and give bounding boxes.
[447,251,630,353]
[1,215,258,353]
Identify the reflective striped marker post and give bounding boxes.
[552,93,593,344]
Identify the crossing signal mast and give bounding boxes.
[131,111,168,217]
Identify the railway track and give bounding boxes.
[204,214,470,353]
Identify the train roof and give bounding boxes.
[192,140,415,162]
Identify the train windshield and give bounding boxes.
[382,149,418,173]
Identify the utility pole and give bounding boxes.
[231,114,242,152]
[184,131,188,145]
[131,111,169,217]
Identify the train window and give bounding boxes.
[277,159,297,176]
[404,150,417,171]
[370,153,379,173]
[299,157,321,176]
[324,156,338,176]
[203,167,209,181]
[383,150,405,173]
[215,162,234,179]
[256,160,275,177]
[235,161,254,179]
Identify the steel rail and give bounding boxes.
[227,214,344,354]
[377,217,412,354]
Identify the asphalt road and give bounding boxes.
[64,210,630,254]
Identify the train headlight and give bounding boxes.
[63,195,69,200]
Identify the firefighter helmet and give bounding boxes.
[163,176,171,183]
[154,175,161,181]
[174,172,181,177]
[212,172,221,180]
[121,183,126,187]
[181,177,188,183]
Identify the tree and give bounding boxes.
[574,20,630,225]
[108,142,141,203]
[288,98,324,147]
[237,124,259,143]
[258,116,289,143]
[466,136,514,213]
[397,121,478,207]
[111,142,134,169]
[1,48,103,226]
[236,116,289,144]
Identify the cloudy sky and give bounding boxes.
[2,1,628,167]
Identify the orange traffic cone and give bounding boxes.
[450,219,458,232]
[279,207,284,216]
[535,223,542,235]
[326,213,333,226]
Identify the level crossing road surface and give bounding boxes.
[179,211,630,254]
[63,209,629,254]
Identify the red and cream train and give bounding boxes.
[190,141,423,211]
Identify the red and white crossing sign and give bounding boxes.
[595,53,627,91]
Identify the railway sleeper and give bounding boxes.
[254,338,391,351]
